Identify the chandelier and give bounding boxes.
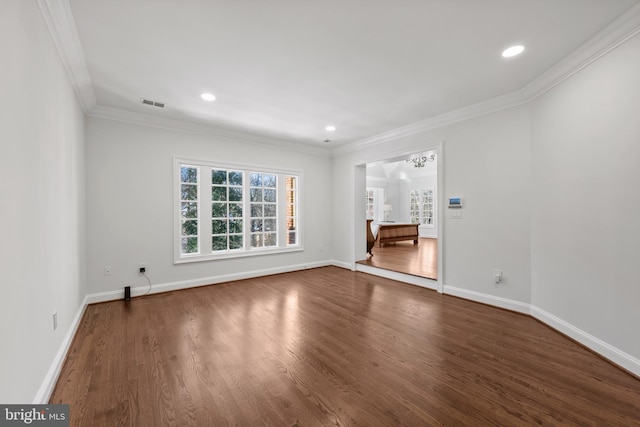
[406,154,435,168]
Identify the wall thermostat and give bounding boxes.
[448,197,462,208]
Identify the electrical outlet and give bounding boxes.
[138,263,146,273]
[53,312,58,330]
[494,269,503,284]
[104,266,112,276]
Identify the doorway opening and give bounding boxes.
[354,145,443,292]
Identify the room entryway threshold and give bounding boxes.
[355,263,437,291]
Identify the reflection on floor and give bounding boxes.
[357,237,437,280]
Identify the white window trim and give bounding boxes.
[173,157,303,264]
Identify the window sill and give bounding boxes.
[174,245,303,264]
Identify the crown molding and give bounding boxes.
[39,0,640,156]
[333,90,527,156]
[521,2,640,101]
[335,3,640,156]
[36,0,96,112]
[88,105,332,156]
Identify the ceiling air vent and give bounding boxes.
[140,98,165,108]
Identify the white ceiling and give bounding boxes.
[62,0,639,147]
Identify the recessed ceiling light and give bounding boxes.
[325,125,336,132]
[502,45,525,58]
[200,92,216,101]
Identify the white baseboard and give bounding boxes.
[443,285,532,315]
[531,306,640,378]
[330,259,354,270]
[86,260,335,304]
[33,296,88,404]
[355,264,438,290]
[442,285,640,377]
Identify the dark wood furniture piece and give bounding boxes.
[366,219,375,256]
[376,223,419,247]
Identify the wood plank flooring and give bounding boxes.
[358,237,437,279]
[50,267,640,426]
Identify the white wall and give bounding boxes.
[332,104,532,304]
[530,33,640,361]
[0,0,86,403]
[441,108,531,302]
[85,118,332,297]
[385,181,403,222]
[364,177,405,223]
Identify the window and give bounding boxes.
[409,190,420,224]
[285,176,298,245]
[249,172,277,248]
[365,188,385,221]
[409,188,435,227]
[365,189,375,220]
[175,159,302,263]
[422,188,434,226]
[179,166,199,254]
[211,169,244,251]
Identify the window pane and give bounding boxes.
[264,219,276,231]
[212,236,228,251]
[181,202,198,218]
[250,188,262,202]
[250,173,261,187]
[251,219,263,232]
[181,166,197,183]
[212,203,227,218]
[229,187,242,201]
[229,219,242,233]
[251,204,263,217]
[264,204,276,217]
[212,170,227,185]
[212,220,227,234]
[182,220,198,236]
[287,203,297,218]
[181,184,197,200]
[212,186,227,201]
[250,233,263,248]
[263,174,276,188]
[229,235,243,250]
[229,171,242,185]
[181,237,198,254]
[264,189,276,203]
[229,203,242,217]
[265,233,277,246]
[287,231,297,245]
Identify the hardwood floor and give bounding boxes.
[51,267,640,426]
[358,237,437,279]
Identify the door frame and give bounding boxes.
[351,141,444,293]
